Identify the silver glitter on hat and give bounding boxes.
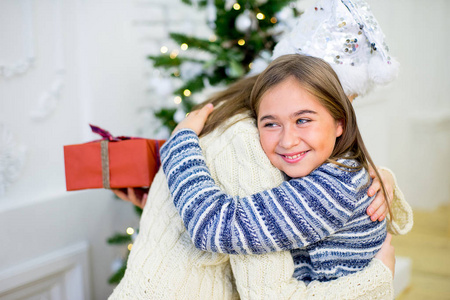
[273,0,399,96]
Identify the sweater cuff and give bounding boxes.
[379,167,414,235]
[160,128,199,163]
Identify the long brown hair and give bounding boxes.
[194,75,258,137]
[250,54,392,217]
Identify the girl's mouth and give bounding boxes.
[281,150,309,162]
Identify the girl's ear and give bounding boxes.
[335,119,344,137]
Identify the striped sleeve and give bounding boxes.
[161,129,362,255]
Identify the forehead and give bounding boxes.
[258,77,322,114]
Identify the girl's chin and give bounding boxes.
[282,167,314,178]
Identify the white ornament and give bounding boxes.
[180,62,203,81]
[248,51,272,75]
[235,10,257,33]
[0,124,26,196]
[207,0,217,29]
[225,0,235,10]
[174,107,187,123]
[149,77,173,97]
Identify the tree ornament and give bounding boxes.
[225,0,235,10]
[149,76,173,97]
[206,0,217,29]
[180,61,203,81]
[174,107,187,123]
[235,10,257,33]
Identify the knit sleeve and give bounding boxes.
[160,129,364,254]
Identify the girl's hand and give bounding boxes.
[112,187,149,209]
[366,167,395,221]
[173,103,214,135]
[374,233,395,277]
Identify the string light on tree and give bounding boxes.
[160,46,168,54]
[174,96,182,104]
[209,34,217,42]
[170,50,179,59]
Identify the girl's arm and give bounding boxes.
[161,128,376,254]
[197,114,401,299]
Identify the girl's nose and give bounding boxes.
[279,126,300,149]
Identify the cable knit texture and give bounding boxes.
[109,114,411,299]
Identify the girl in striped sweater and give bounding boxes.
[160,54,393,283]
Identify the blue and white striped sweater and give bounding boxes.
[161,129,387,282]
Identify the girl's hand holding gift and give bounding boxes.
[112,187,149,209]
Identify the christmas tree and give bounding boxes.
[107,0,300,284]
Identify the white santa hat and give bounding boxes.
[272,0,399,96]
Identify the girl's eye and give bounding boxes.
[296,119,310,125]
[263,122,278,128]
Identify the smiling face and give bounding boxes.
[257,76,343,178]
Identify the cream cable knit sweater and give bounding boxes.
[109,114,413,300]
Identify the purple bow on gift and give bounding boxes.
[88,124,163,189]
[89,124,135,142]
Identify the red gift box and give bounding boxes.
[64,125,165,191]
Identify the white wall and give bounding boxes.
[0,0,205,298]
[0,0,449,298]
[355,0,450,209]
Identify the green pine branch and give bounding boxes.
[107,233,132,245]
[108,263,128,284]
[154,108,178,131]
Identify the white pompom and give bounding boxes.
[368,55,400,85]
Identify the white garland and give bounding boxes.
[0,124,26,196]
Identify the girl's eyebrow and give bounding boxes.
[259,110,317,123]
[259,115,275,122]
[292,109,317,117]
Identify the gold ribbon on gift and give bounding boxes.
[100,140,111,189]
